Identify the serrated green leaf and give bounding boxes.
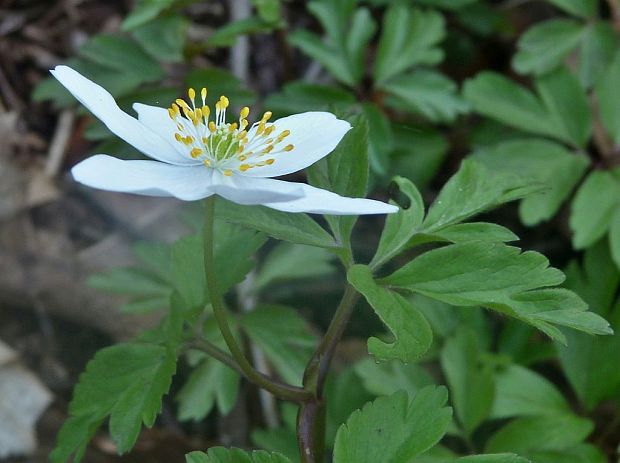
[51,343,176,462]
[384,242,610,340]
[546,0,597,18]
[485,414,594,455]
[346,8,376,83]
[371,176,425,268]
[570,171,620,249]
[209,16,278,47]
[255,243,335,291]
[421,160,540,233]
[416,223,519,245]
[241,305,316,386]
[455,455,530,463]
[491,365,569,419]
[384,71,469,123]
[333,387,452,463]
[216,199,337,249]
[132,15,188,62]
[374,6,445,84]
[472,138,589,225]
[354,357,435,397]
[348,265,433,362]
[610,209,620,269]
[87,268,169,297]
[596,50,620,145]
[187,448,293,463]
[361,102,393,175]
[512,19,583,76]
[414,0,478,9]
[441,328,494,435]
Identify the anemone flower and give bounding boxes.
[51,66,397,215]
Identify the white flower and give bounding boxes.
[51,66,397,215]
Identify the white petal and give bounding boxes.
[51,66,194,166]
[71,155,215,200]
[261,181,399,215]
[239,112,352,177]
[209,170,305,205]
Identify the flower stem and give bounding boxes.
[203,197,311,402]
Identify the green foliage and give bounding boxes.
[51,343,176,463]
[187,449,293,463]
[332,387,452,463]
[348,264,433,362]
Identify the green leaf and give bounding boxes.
[472,138,589,225]
[216,199,337,249]
[570,171,620,249]
[421,159,540,233]
[132,15,188,62]
[255,243,335,291]
[415,223,519,245]
[254,0,282,23]
[463,70,591,146]
[187,448,293,463]
[176,356,240,421]
[241,305,316,386]
[346,8,376,83]
[79,34,163,82]
[578,23,617,89]
[384,241,611,340]
[414,0,478,9]
[307,114,369,248]
[332,387,452,463]
[512,19,583,76]
[371,176,425,269]
[441,328,494,435]
[610,209,620,269]
[264,82,355,116]
[534,67,592,148]
[348,265,433,362]
[361,102,393,175]
[384,71,469,123]
[546,0,597,18]
[87,268,169,297]
[51,343,176,462]
[454,455,531,463]
[122,0,175,30]
[485,414,594,455]
[490,365,569,419]
[209,17,279,47]
[354,357,435,398]
[374,6,445,84]
[596,50,620,144]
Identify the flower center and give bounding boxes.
[167,88,294,176]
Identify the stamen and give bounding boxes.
[284,144,294,151]
[190,148,203,158]
[188,88,196,101]
[239,164,252,172]
[223,169,233,176]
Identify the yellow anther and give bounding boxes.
[264,125,276,136]
[172,103,181,115]
[284,144,294,151]
[220,96,230,108]
[176,99,190,110]
[202,137,209,144]
[262,145,274,154]
[201,87,207,101]
[202,105,210,118]
[238,155,247,161]
[182,106,193,120]
[240,106,250,118]
[265,158,275,165]
[240,119,249,130]
[168,108,175,119]
[203,159,211,166]
[229,122,238,132]
[188,88,196,101]
[184,136,194,145]
[223,169,233,176]
[261,111,272,122]
[209,121,217,132]
[277,130,290,141]
[237,130,247,140]
[257,122,266,135]
[239,164,252,172]
[195,108,203,119]
[190,148,203,158]
[175,133,183,142]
